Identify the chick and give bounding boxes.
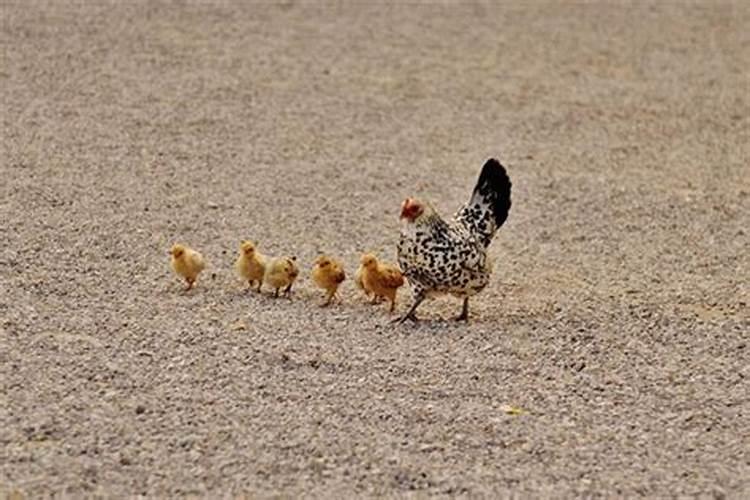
[263,256,299,297]
[235,240,267,292]
[311,255,346,306]
[169,243,206,291]
[359,253,405,312]
[355,261,384,303]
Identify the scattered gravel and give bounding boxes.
[2,2,748,497]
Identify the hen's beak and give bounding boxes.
[400,198,410,219]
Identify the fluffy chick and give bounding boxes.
[235,240,267,292]
[170,243,206,291]
[359,253,405,312]
[355,261,383,303]
[263,256,299,297]
[312,255,346,306]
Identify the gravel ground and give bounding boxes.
[2,1,749,497]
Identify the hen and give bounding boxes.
[396,158,512,322]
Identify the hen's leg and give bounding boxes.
[393,288,426,324]
[455,297,469,321]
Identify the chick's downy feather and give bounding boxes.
[263,256,299,297]
[170,243,206,290]
[360,253,404,312]
[312,255,346,305]
[235,240,267,291]
[354,263,369,295]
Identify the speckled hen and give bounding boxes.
[396,158,512,322]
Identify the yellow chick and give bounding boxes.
[263,256,299,297]
[355,261,383,303]
[311,255,346,306]
[235,240,267,292]
[170,243,206,291]
[359,253,405,312]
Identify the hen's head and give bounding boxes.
[240,240,256,256]
[360,253,378,268]
[400,198,426,222]
[170,244,186,259]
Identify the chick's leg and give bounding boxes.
[256,281,262,293]
[455,297,469,322]
[320,289,333,307]
[283,283,293,298]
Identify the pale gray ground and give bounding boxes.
[1,1,749,497]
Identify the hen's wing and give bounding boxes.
[454,158,512,248]
[398,216,486,292]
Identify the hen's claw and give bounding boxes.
[454,298,469,321]
[392,313,418,324]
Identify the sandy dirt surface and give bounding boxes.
[2,1,749,497]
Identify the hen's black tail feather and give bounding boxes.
[475,158,512,228]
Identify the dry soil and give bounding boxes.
[1,1,749,497]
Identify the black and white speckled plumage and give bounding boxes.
[396,158,512,321]
[398,212,490,298]
[454,158,512,248]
